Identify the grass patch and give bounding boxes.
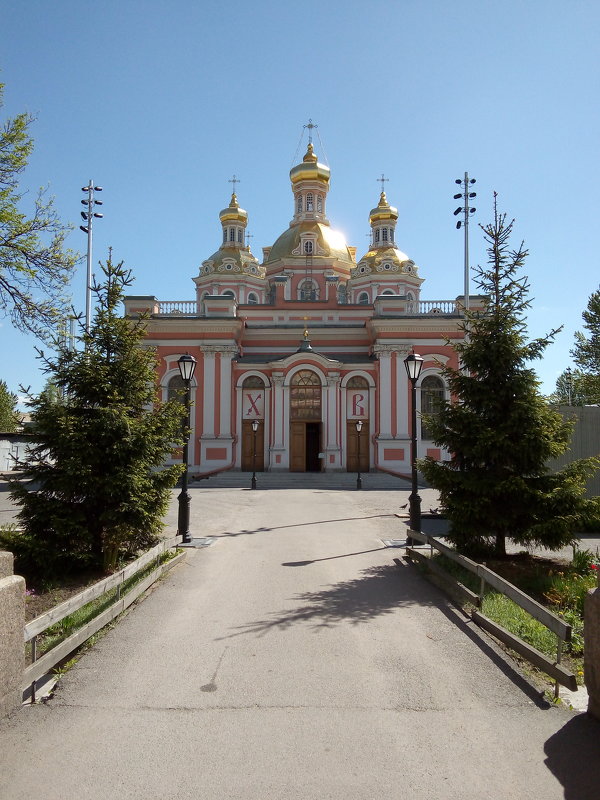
[426,549,597,685]
[27,550,178,660]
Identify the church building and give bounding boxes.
[124,141,467,476]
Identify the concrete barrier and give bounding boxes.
[584,574,600,720]
[0,551,25,718]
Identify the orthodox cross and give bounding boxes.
[304,119,318,144]
[245,231,254,248]
[377,174,389,193]
[228,174,240,193]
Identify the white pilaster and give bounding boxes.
[270,374,287,469]
[375,347,392,437]
[324,374,341,469]
[201,349,216,437]
[218,346,237,437]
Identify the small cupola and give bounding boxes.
[289,142,330,225]
[369,191,399,247]
[219,192,248,248]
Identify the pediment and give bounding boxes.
[269,349,342,369]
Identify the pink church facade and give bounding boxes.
[124,143,467,476]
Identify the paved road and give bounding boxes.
[1,484,599,799]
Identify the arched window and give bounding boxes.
[358,292,370,305]
[382,289,394,295]
[382,228,388,242]
[300,280,318,301]
[420,375,445,440]
[303,240,314,255]
[316,195,323,212]
[243,375,264,389]
[306,193,314,211]
[247,293,258,304]
[222,290,235,299]
[296,194,302,214]
[290,370,321,420]
[229,227,235,242]
[337,283,348,305]
[374,229,380,243]
[347,375,368,389]
[237,228,243,243]
[222,228,227,243]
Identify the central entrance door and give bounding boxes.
[290,370,322,472]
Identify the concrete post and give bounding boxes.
[584,573,600,720]
[0,551,25,718]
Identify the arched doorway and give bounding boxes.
[290,370,322,472]
[241,376,265,472]
[346,376,369,473]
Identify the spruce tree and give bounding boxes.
[420,198,598,557]
[571,286,600,404]
[9,255,185,579]
[0,379,19,432]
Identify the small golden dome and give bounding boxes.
[290,144,330,186]
[219,192,248,224]
[369,191,398,223]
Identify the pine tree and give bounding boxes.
[9,255,185,579]
[419,198,598,557]
[0,379,19,432]
[570,286,600,404]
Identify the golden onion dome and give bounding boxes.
[200,246,264,279]
[265,222,353,267]
[369,191,398,224]
[219,193,248,224]
[289,143,330,186]
[353,246,416,276]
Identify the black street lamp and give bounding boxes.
[251,418,259,490]
[355,419,363,490]
[404,352,424,538]
[177,353,197,544]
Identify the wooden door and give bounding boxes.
[346,422,369,472]
[241,420,264,471]
[290,422,305,472]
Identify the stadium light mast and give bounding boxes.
[453,173,476,312]
[80,181,103,336]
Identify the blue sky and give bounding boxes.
[1,0,598,403]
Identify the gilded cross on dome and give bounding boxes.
[377,174,389,192]
[228,174,240,194]
[304,119,318,144]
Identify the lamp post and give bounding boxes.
[404,352,424,538]
[177,353,197,544]
[355,419,363,490]
[251,418,259,490]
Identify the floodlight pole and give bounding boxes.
[80,181,103,338]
